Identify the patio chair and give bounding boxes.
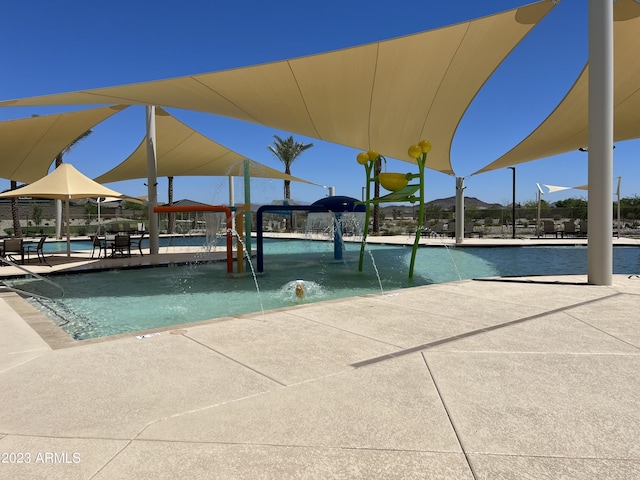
[25,236,49,265]
[90,234,106,258]
[111,234,131,258]
[2,238,24,264]
[131,231,146,256]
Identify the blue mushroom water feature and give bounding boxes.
[256,196,365,273]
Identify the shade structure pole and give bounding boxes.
[243,160,251,270]
[455,177,465,244]
[587,0,613,285]
[616,176,621,239]
[55,200,62,239]
[145,105,159,255]
[65,198,71,257]
[509,167,516,239]
[536,184,542,237]
[228,175,235,233]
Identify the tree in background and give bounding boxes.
[555,197,588,220]
[83,201,97,226]
[620,195,640,225]
[267,135,313,202]
[167,176,175,233]
[31,203,43,231]
[52,129,93,238]
[10,180,22,237]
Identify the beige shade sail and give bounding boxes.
[0,2,555,176]
[0,105,128,183]
[474,0,640,175]
[94,107,317,185]
[0,163,124,200]
[0,163,126,256]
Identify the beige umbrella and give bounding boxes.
[0,163,124,256]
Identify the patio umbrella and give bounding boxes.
[0,163,124,256]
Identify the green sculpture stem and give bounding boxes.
[409,151,427,279]
[358,160,374,271]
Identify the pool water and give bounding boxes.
[7,240,640,340]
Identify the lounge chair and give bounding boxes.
[464,221,481,238]
[422,221,444,237]
[563,220,578,237]
[541,220,560,238]
[579,220,588,237]
[25,236,48,265]
[445,221,456,237]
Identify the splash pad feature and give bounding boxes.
[153,205,235,273]
[358,141,431,279]
[256,196,365,272]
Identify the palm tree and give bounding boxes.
[10,180,23,237]
[167,176,175,234]
[53,129,93,238]
[267,135,313,202]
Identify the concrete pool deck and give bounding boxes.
[1,236,639,478]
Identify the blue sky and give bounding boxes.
[1,0,637,207]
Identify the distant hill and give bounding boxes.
[424,196,503,210]
[376,196,502,217]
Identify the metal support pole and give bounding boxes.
[536,184,543,237]
[228,175,235,233]
[55,200,62,239]
[243,160,252,270]
[509,167,516,239]
[587,0,613,285]
[455,177,465,244]
[145,105,159,255]
[334,213,343,260]
[616,176,621,239]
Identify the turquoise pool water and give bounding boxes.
[7,239,640,340]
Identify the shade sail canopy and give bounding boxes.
[0,163,126,257]
[0,163,123,200]
[94,107,316,185]
[0,2,555,176]
[0,105,128,183]
[474,0,640,175]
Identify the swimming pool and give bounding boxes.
[7,240,640,340]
